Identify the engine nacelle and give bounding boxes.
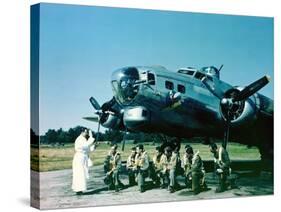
[220,87,258,127]
[123,106,150,130]
[100,113,123,130]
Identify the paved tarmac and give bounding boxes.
[31,165,273,209]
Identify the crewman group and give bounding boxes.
[71,129,232,196]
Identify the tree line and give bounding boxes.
[31,126,202,146]
[31,126,166,146]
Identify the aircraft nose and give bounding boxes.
[111,67,140,105]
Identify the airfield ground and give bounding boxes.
[32,164,273,209]
[32,142,260,172]
[31,142,272,209]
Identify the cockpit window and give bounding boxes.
[147,73,155,85]
[178,69,195,76]
[194,72,206,80]
[165,81,174,90]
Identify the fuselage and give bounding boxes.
[109,66,273,140]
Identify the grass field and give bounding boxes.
[31,142,260,172]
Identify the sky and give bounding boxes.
[36,3,274,135]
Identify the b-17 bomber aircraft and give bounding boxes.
[84,65,273,162]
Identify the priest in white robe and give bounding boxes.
[72,129,96,194]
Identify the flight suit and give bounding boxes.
[135,151,149,192]
[182,153,192,188]
[160,152,179,191]
[104,151,122,191]
[214,146,231,192]
[151,153,163,185]
[183,151,206,194]
[126,153,137,186]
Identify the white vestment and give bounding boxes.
[72,135,95,192]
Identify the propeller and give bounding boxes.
[83,97,107,124]
[202,75,270,148]
[88,97,103,142]
[87,96,123,145]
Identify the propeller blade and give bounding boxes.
[202,77,225,100]
[233,75,270,102]
[89,97,101,110]
[96,121,101,142]
[222,124,230,149]
[83,116,99,122]
[222,111,231,149]
[121,129,127,151]
[223,122,230,149]
[121,139,125,151]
